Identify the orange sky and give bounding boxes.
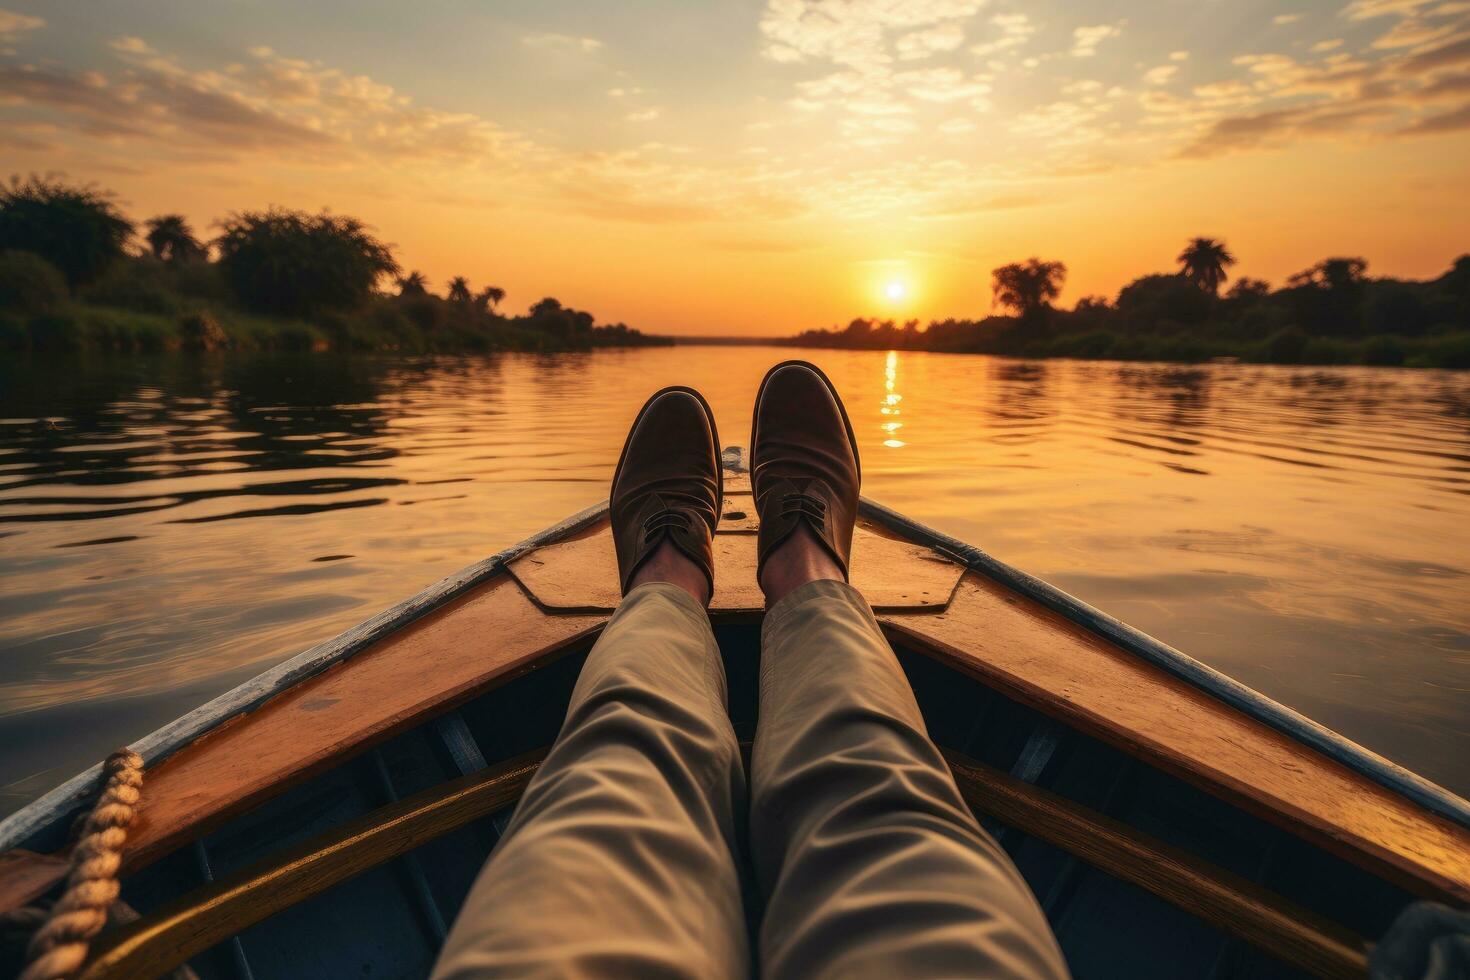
[2,0,1468,335]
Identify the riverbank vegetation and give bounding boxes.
[790,239,1470,368]
[0,176,664,353]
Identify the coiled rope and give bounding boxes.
[15,748,144,980]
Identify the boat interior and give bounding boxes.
[3,463,1467,979]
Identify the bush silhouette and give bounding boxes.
[0,250,68,313]
[0,176,134,287]
[215,208,398,316]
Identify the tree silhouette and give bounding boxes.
[447,276,472,304]
[475,286,505,312]
[144,215,206,263]
[214,208,398,316]
[1226,277,1271,301]
[1178,237,1236,294]
[396,271,428,297]
[1288,257,1368,291]
[992,258,1066,317]
[0,175,133,287]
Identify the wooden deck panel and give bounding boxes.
[508,513,964,613]
[882,572,1470,904]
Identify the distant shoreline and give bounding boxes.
[667,332,1469,369]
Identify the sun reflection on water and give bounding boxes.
[881,350,905,448]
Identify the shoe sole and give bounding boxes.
[610,385,724,524]
[750,359,862,484]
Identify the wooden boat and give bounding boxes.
[2,449,1467,979]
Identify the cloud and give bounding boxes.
[969,13,1035,57]
[1398,100,1470,131]
[1371,17,1457,46]
[0,61,332,146]
[1399,35,1470,71]
[1170,50,1190,61]
[1171,30,1470,157]
[521,33,603,53]
[757,0,1009,146]
[759,0,986,69]
[0,8,43,39]
[1273,13,1303,25]
[1343,0,1436,19]
[1176,103,1397,157]
[894,66,990,101]
[895,22,966,60]
[109,36,153,55]
[1312,39,1345,51]
[1071,23,1123,57]
[625,106,662,122]
[1143,64,1179,85]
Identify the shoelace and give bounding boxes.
[641,509,691,544]
[779,490,827,526]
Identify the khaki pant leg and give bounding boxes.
[751,580,1069,980]
[433,583,749,980]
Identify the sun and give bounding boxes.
[884,281,906,301]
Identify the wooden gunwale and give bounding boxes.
[884,577,1470,904]
[0,500,608,858]
[861,495,1470,833]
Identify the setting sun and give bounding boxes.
[884,281,906,302]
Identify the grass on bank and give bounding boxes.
[0,250,666,354]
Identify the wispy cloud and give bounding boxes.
[760,0,985,69]
[0,7,44,39]
[1071,23,1124,57]
[1172,25,1470,157]
[969,13,1036,57]
[521,33,603,53]
[895,22,966,60]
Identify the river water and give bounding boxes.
[1,347,1467,814]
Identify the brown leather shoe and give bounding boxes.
[610,386,722,602]
[750,360,861,583]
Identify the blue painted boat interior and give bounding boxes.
[100,625,1411,979]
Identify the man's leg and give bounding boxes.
[751,571,1069,979]
[747,360,1067,980]
[433,580,748,979]
[436,383,742,979]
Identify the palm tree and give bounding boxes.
[144,214,206,263]
[447,276,472,304]
[396,271,428,297]
[1177,237,1235,295]
[475,285,505,312]
[991,258,1066,318]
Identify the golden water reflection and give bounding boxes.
[881,350,905,449]
[0,347,1467,812]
